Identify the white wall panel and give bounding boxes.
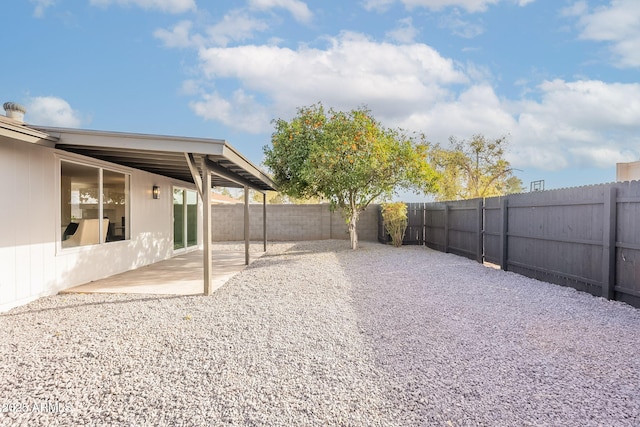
[0,138,197,312]
[0,138,18,308]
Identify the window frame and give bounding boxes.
[57,157,131,251]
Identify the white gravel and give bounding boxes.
[1,240,640,426]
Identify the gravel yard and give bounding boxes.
[1,240,640,426]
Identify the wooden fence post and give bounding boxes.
[477,199,484,264]
[602,186,617,300]
[263,192,267,252]
[444,204,449,253]
[500,197,508,271]
[421,202,426,246]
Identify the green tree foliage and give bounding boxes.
[264,103,438,249]
[430,134,524,201]
[381,202,408,247]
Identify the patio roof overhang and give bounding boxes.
[32,126,276,192]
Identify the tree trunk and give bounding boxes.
[349,211,359,250]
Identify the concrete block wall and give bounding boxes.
[211,203,379,242]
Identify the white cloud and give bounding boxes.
[573,0,640,68]
[155,12,269,48]
[438,9,484,38]
[523,79,640,129]
[560,1,588,17]
[89,0,196,14]
[27,96,83,128]
[154,20,203,48]
[248,0,313,23]
[180,79,202,95]
[30,0,55,18]
[508,79,640,170]
[569,146,636,168]
[390,77,640,172]
[206,10,269,47]
[196,31,467,127]
[393,84,517,152]
[362,0,532,13]
[386,17,419,43]
[362,0,395,12]
[189,90,271,134]
[377,78,640,172]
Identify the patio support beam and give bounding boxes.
[184,153,203,197]
[185,152,213,295]
[244,185,250,265]
[202,160,213,296]
[263,192,267,252]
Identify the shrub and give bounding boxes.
[381,202,407,247]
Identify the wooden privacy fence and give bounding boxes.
[378,181,640,308]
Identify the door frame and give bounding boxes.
[173,186,198,253]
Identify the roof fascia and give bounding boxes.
[220,144,275,190]
[0,120,58,147]
[205,157,266,192]
[34,125,276,191]
[34,126,227,156]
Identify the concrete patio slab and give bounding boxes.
[60,248,265,295]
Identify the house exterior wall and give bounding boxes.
[616,161,640,182]
[211,203,379,242]
[0,137,199,312]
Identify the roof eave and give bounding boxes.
[0,118,58,146]
[31,125,276,192]
[34,126,227,156]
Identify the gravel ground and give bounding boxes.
[1,240,640,426]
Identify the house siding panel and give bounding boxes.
[0,137,197,312]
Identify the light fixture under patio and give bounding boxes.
[152,185,159,199]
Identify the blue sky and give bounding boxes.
[3,0,640,198]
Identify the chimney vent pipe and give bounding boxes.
[3,102,26,122]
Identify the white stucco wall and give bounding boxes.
[0,137,200,312]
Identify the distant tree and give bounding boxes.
[430,134,524,200]
[251,190,325,204]
[505,176,526,195]
[214,187,245,201]
[263,103,438,249]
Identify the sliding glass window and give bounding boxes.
[60,160,130,248]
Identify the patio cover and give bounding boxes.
[30,125,276,295]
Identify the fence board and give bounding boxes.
[504,186,606,296]
[379,181,640,308]
[614,181,640,307]
[377,206,389,244]
[447,199,482,260]
[483,197,502,265]
[405,203,425,245]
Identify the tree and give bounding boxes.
[429,134,524,201]
[263,103,438,249]
[381,202,408,248]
